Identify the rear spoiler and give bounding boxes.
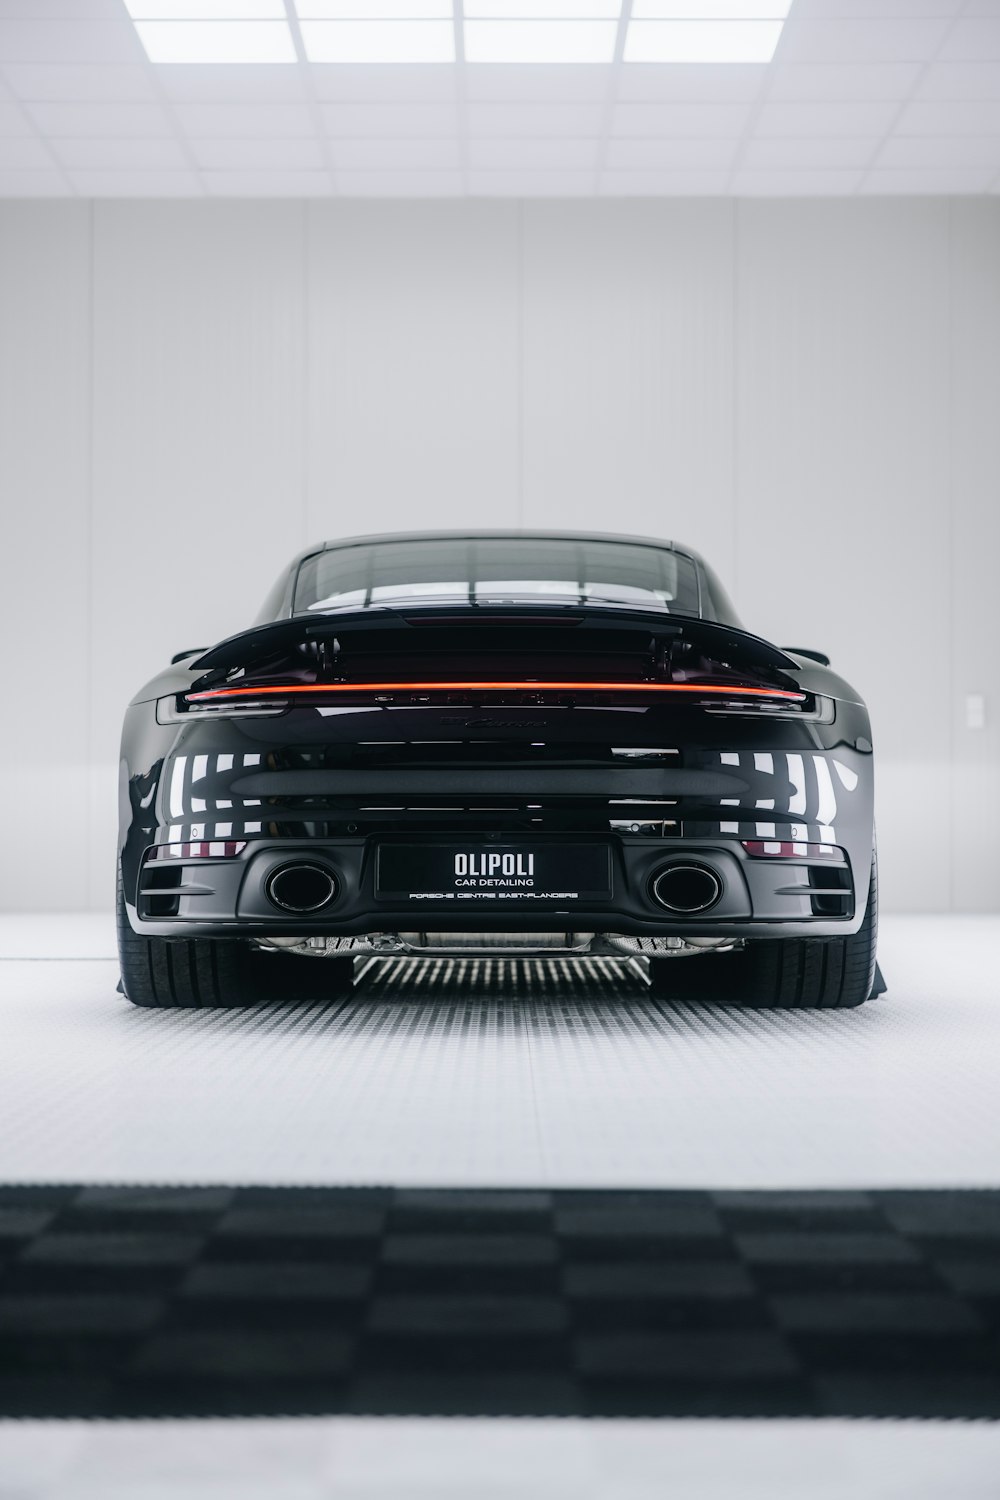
[189,604,800,678]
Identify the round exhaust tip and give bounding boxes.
[266,863,338,914]
[650,862,722,915]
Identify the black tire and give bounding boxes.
[117,872,355,1008]
[648,851,879,1010]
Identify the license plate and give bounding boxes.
[375,843,612,903]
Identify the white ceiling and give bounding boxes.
[1,0,1000,196]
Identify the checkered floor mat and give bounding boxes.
[1,1186,999,1419]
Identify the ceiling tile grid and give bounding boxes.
[0,0,997,196]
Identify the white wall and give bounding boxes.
[2,198,998,913]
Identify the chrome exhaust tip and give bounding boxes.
[265,863,338,914]
[650,862,722,915]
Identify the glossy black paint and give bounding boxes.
[119,532,875,943]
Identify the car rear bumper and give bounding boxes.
[125,831,869,940]
[120,697,875,942]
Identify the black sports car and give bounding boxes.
[118,531,884,1009]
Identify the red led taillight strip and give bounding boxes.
[187,681,807,703]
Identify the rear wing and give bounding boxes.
[169,605,813,714]
[190,604,800,678]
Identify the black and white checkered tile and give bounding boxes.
[2,1186,999,1421]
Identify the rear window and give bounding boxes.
[294,537,701,617]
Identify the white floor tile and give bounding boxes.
[0,916,998,1188]
[2,1418,1000,1500]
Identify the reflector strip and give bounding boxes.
[188,681,807,703]
[742,840,840,859]
[147,841,248,861]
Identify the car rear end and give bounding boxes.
[120,610,874,955]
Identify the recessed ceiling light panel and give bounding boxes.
[296,1,452,16]
[300,19,455,62]
[624,18,783,63]
[125,0,287,17]
[128,0,791,69]
[135,19,297,62]
[464,0,620,16]
[464,19,617,64]
[631,0,790,17]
